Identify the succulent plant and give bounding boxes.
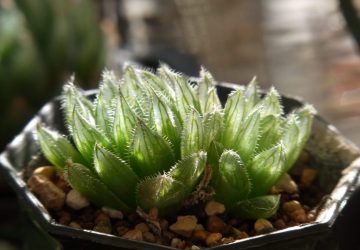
[37,65,313,219]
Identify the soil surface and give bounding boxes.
[27,151,325,249]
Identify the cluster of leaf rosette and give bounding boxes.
[37,65,313,219]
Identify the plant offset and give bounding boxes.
[37,65,313,220]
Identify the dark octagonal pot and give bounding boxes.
[0,82,359,250]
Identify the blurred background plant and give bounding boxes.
[0,0,105,150]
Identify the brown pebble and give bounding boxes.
[127,213,141,224]
[205,232,222,247]
[163,230,176,242]
[283,200,307,223]
[233,228,249,240]
[54,172,71,193]
[123,229,143,241]
[228,218,239,226]
[58,211,71,225]
[301,168,318,187]
[80,221,94,230]
[307,210,317,221]
[95,212,110,224]
[299,151,309,163]
[69,221,82,229]
[170,215,198,237]
[135,223,150,233]
[66,189,90,210]
[193,229,210,241]
[171,238,186,249]
[93,212,112,234]
[254,219,274,234]
[274,173,298,194]
[102,207,123,219]
[206,216,230,235]
[116,226,130,236]
[221,237,235,244]
[33,166,56,180]
[273,219,286,230]
[149,207,159,220]
[93,221,112,234]
[143,231,156,243]
[28,174,65,211]
[194,224,205,231]
[205,200,226,216]
[160,219,169,230]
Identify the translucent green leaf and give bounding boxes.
[36,125,85,170]
[121,65,151,115]
[222,88,246,147]
[231,110,262,164]
[141,70,175,102]
[65,162,131,213]
[112,93,137,156]
[169,151,207,194]
[256,87,283,117]
[136,174,187,216]
[243,77,260,115]
[204,87,221,114]
[129,120,175,177]
[94,145,139,207]
[283,106,314,171]
[94,93,113,138]
[198,67,216,113]
[231,195,280,219]
[203,109,223,151]
[180,109,204,159]
[257,115,282,151]
[158,64,201,118]
[98,70,119,104]
[248,143,285,197]
[149,90,181,158]
[212,150,251,209]
[207,141,224,167]
[121,64,143,97]
[62,82,94,128]
[71,108,111,163]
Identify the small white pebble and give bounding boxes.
[66,189,90,210]
[102,206,124,219]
